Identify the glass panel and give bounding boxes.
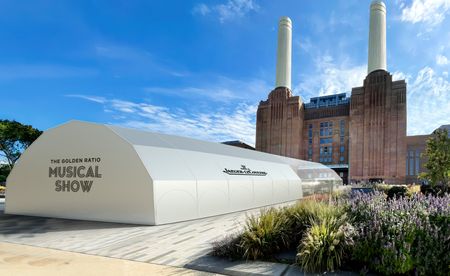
[415,157,420,175]
[406,159,409,175]
[409,158,414,176]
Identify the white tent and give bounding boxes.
[5,121,341,225]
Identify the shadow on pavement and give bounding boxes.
[0,210,140,235]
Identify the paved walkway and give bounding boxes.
[0,242,215,276]
[0,201,294,268]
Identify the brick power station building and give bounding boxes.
[255,1,445,184]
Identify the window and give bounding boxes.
[415,150,420,175]
[320,138,333,144]
[340,146,345,153]
[320,121,333,137]
[407,150,414,176]
[319,146,333,163]
[406,159,409,176]
[308,125,313,145]
[340,156,344,162]
[409,158,414,176]
[308,147,312,157]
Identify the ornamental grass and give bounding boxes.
[211,191,450,275]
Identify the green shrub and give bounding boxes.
[211,233,244,260]
[374,183,391,194]
[420,184,449,196]
[406,185,421,197]
[240,208,291,260]
[386,185,407,199]
[296,214,354,272]
[331,188,351,201]
[284,200,345,247]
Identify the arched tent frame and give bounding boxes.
[6,121,341,225]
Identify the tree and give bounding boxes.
[419,129,450,187]
[0,120,42,171]
[0,164,9,183]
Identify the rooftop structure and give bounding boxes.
[304,93,350,109]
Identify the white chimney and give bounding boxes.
[368,0,387,74]
[275,16,292,90]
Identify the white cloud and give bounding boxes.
[66,94,107,104]
[94,42,190,78]
[193,0,259,23]
[295,53,449,136]
[295,55,366,99]
[68,95,258,145]
[192,3,210,16]
[407,66,450,135]
[436,54,449,65]
[392,71,411,82]
[144,77,271,103]
[401,0,450,26]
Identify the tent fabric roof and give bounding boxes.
[107,123,334,173]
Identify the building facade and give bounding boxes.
[255,1,423,184]
[405,125,450,183]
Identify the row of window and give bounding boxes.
[319,157,332,163]
[319,156,345,163]
[309,120,346,164]
[320,138,333,144]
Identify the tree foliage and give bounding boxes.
[419,129,450,187]
[0,164,9,183]
[0,120,42,170]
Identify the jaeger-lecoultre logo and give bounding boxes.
[223,165,267,176]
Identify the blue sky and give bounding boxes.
[0,0,449,146]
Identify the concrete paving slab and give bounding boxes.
[185,255,289,276]
[283,264,360,276]
[0,201,296,269]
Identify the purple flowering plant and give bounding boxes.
[343,191,450,275]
